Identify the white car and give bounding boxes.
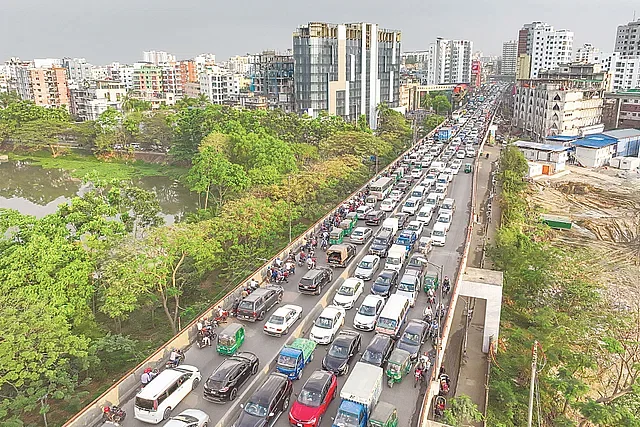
[356,205,373,217]
[402,197,421,215]
[450,164,461,175]
[406,220,424,237]
[350,226,373,244]
[442,168,454,181]
[411,168,423,179]
[416,207,433,224]
[456,150,466,159]
[380,198,396,212]
[333,277,365,309]
[466,148,476,158]
[437,212,453,231]
[354,254,381,281]
[353,295,386,331]
[263,304,303,336]
[389,190,404,202]
[310,305,346,344]
[165,409,210,427]
[423,173,437,188]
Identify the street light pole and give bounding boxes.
[426,260,444,380]
[288,175,292,244]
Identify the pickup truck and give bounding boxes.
[332,362,383,427]
[276,338,316,380]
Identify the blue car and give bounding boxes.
[396,230,418,252]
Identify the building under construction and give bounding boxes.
[248,50,295,113]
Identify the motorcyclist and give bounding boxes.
[423,305,433,322]
[306,256,316,269]
[141,368,152,387]
[169,349,182,366]
[443,276,451,293]
[427,288,436,304]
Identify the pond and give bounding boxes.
[0,161,199,224]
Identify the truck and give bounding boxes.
[384,244,407,272]
[276,338,316,380]
[332,362,383,427]
[438,127,453,141]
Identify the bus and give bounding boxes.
[369,177,394,201]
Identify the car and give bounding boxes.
[391,212,410,229]
[234,373,293,427]
[437,212,452,231]
[395,180,410,192]
[309,305,346,344]
[164,409,210,427]
[322,330,362,375]
[369,229,394,258]
[389,189,404,202]
[263,304,303,336]
[411,168,422,179]
[203,352,260,402]
[365,210,387,226]
[289,371,338,427]
[443,167,455,179]
[354,254,380,281]
[423,173,437,188]
[406,220,424,237]
[333,277,365,309]
[456,150,466,159]
[379,198,396,212]
[298,267,333,295]
[466,148,476,158]
[450,164,461,175]
[350,226,373,244]
[416,207,433,225]
[360,333,394,367]
[395,319,430,361]
[236,286,284,322]
[396,271,420,306]
[402,197,421,215]
[353,295,386,331]
[355,205,373,217]
[371,269,399,298]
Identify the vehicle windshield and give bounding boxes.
[377,317,397,330]
[328,344,349,359]
[244,401,269,417]
[269,315,285,325]
[362,349,383,365]
[373,237,387,246]
[432,230,445,237]
[218,336,235,346]
[401,331,421,345]
[359,260,373,269]
[399,281,416,292]
[352,231,363,237]
[442,204,453,210]
[426,199,436,205]
[238,301,253,310]
[338,285,356,296]
[277,354,298,368]
[315,316,334,329]
[335,411,359,427]
[358,304,377,316]
[298,389,323,407]
[405,200,415,207]
[172,415,198,423]
[135,397,155,410]
[407,224,419,232]
[408,258,425,268]
[438,216,450,223]
[418,211,429,218]
[375,275,391,285]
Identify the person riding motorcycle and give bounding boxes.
[306,256,316,270]
[423,305,433,323]
[443,276,451,293]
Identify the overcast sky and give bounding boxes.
[2,0,638,64]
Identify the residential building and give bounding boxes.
[502,40,517,75]
[513,64,607,140]
[30,66,70,109]
[199,66,241,104]
[184,81,201,98]
[143,51,176,66]
[573,134,618,167]
[517,22,574,79]
[33,58,61,68]
[538,63,611,91]
[108,63,135,91]
[0,68,8,93]
[133,63,163,95]
[248,50,295,113]
[602,90,640,129]
[225,55,251,75]
[614,18,640,56]
[602,52,640,91]
[70,80,126,121]
[293,21,401,128]
[5,58,33,100]
[401,51,430,70]
[194,54,216,75]
[471,60,482,88]
[425,38,473,85]
[91,67,110,81]
[575,43,601,63]
[62,57,94,86]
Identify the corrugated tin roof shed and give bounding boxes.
[513,140,570,152]
[602,128,640,139]
[573,134,618,148]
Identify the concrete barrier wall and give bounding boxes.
[418,104,500,427]
[64,122,448,427]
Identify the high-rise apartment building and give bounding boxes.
[30,67,70,109]
[70,80,126,121]
[226,56,251,75]
[62,58,94,86]
[108,63,135,91]
[133,63,163,94]
[293,22,401,128]
[248,50,295,113]
[199,66,240,104]
[501,40,517,75]
[603,52,640,91]
[161,61,197,97]
[143,51,176,66]
[615,19,640,56]
[517,22,573,79]
[424,38,473,85]
[575,43,602,63]
[5,58,33,100]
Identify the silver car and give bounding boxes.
[350,227,373,244]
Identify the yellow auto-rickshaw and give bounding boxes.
[217,323,245,356]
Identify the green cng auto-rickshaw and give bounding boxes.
[423,273,439,293]
[369,401,399,427]
[464,163,472,173]
[216,323,245,356]
[385,348,412,388]
[329,227,346,245]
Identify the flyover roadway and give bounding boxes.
[117,98,491,427]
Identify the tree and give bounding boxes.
[422,114,446,135]
[375,104,413,156]
[319,131,392,162]
[0,91,21,109]
[432,95,452,115]
[121,95,152,114]
[442,395,484,426]
[10,119,70,156]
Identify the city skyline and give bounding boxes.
[1,0,636,64]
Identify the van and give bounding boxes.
[237,286,284,321]
[384,244,407,272]
[424,192,439,211]
[134,365,202,423]
[431,222,448,246]
[381,218,399,236]
[375,294,411,338]
[431,161,446,173]
[411,185,426,200]
[440,198,455,216]
[436,174,449,185]
[396,271,421,306]
[416,206,433,224]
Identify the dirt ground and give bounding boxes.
[528,165,640,307]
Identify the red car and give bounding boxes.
[288,370,337,427]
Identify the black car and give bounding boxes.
[371,269,398,298]
[365,210,387,226]
[391,212,410,229]
[322,330,362,376]
[237,286,284,321]
[235,373,293,427]
[395,181,410,192]
[369,230,394,258]
[298,267,333,295]
[203,352,260,402]
[405,254,428,275]
[395,319,430,361]
[361,334,394,367]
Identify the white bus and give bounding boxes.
[369,177,394,201]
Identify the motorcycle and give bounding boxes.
[307,257,317,270]
[166,349,185,368]
[230,299,240,317]
[102,405,126,424]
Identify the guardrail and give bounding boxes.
[63,119,450,427]
[417,102,501,427]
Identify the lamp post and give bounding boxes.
[426,260,444,380]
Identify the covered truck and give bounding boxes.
[332,362,383,427]
[276,337,316,380]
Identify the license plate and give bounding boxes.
[297,424,302,427]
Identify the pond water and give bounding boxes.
[0,161,199,224]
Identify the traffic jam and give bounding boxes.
[106,85,504,427]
